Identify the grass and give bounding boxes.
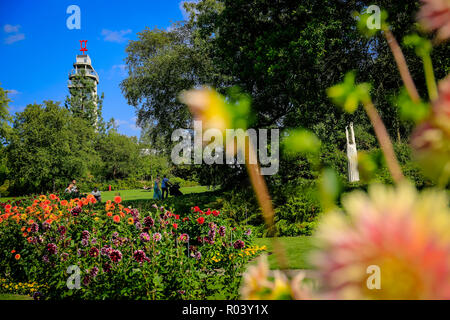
[101,186,209,202]
[0,294,33,300]
[254,236,315,270]
[0,186,212,203]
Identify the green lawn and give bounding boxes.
[101,186,209,202]
[254,236,315,270]
[0,294,33,300]
[0,186,211,203]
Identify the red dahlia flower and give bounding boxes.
[197,217,205,225]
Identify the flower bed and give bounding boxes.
[0,195,264,299]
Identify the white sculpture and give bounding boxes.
[346,122,360,182]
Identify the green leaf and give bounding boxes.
[354,8,388,37]
[403,34,432,58]
[395,88,430,123]
[327,72,371,113]
[282,129,321,155]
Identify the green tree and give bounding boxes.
[120,22,223,146]
[7,101,98,194]
[121,0,449,189]
[0,83,12,144]
[65,70,104,129]
[96,129,140,180]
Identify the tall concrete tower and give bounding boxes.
[68,48,100,127]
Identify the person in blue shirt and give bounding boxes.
[161,175,171,200]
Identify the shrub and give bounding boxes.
[0,194,264,300]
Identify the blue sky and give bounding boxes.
[0,0,188,137]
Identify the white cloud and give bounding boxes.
[6,89,20,96]
[3,24,25,44]
[4,24,20,33]
[112,64,127,76]
[4,33,25,44]
[10,105,25,113]
[114,118,140,132]
[101,29,132,43]
[104,64,127,80]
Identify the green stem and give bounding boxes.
[423,54,438,102]
[383,29,420,103]
[362,95,404,184]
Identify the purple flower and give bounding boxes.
[46,243,58,255]
[77,249,85,257]
[153,233,162,242]
[42,222,50,231]
[208,229,216,241]
[219,226,226,237]
[30,222,39,233]
[58,225,67,236]
[133,250,149,263]
[194,251,202,260]
[81,230,90,240]
[91,238,97,245]
[89,247,99,257]
[102,262,112,273]
[152,204,158,209]
[112,232,119,239]
[135,221,142,230]
[109,249,122,262]
[82,275,91,286]
[143,216,154,228]
[100,245,112,256]
[130,209,140,220]
[71,206,82,216]
[81,238,89,247]
[42,255,49,263]
[32,291,43,300]
[140,232,150,242]
[233,240,245,249]
[90,266,99,278]
[244,228,252,236]
[179,233,189,242]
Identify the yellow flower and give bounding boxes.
[241,255,313,300]
[180,87,232,133]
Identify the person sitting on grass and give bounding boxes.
[70,180,80,198]
[91,187,101,202]
[65,183,73,194]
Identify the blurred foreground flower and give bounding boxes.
[310,183,450,299]
[411,75,450,185]
[241,255,313,300]
[418,0,450,42]
[179,86,251,133]
[180,87,232,133]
